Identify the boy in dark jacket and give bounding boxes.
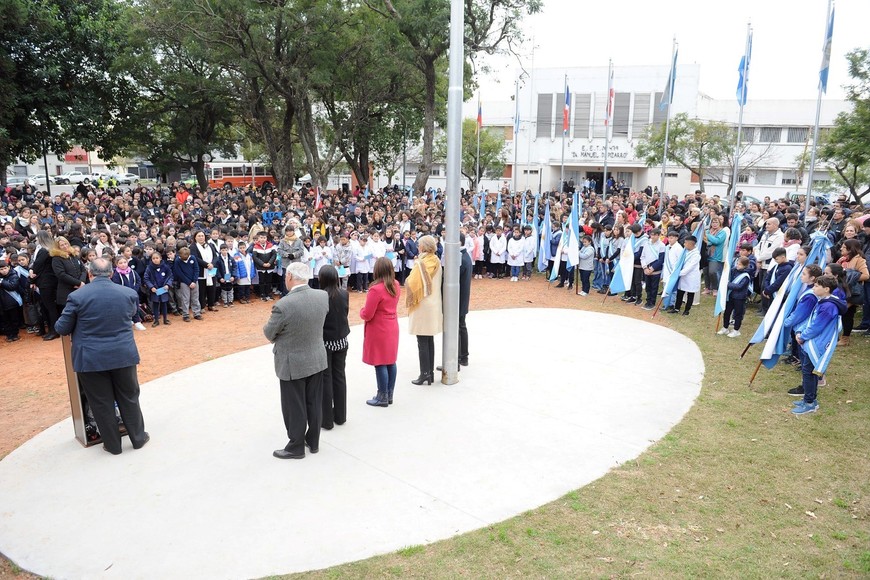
[719,256,752,338]
[172,246,201,321]
[0,262,22,341]
[761,247,793,313]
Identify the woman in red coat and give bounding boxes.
[360,257,401,407]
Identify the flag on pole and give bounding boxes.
[736,29,753,106]
[364,185,370,199]
[550,226,566,282]
[661,246,687,304]
[513,94,520,137]
[659,47,678,111]
[478,191,485,222]
[315,186,323,210]
[608,233,636,294]
[520,191,527,227]
[537,199,552,272]
[758,233,833,368]
[819,5,835,94]
[803,309,842,376]
[531,193,539,239]
[476,99,483,134]
[566,192,581,268]
[431,187,438,203]
[714,213,744,316]
[496,190,502,213]
[605,68,615,126]
[563,85,571,134]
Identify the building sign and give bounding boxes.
[570,144,632,160]
[64,146,87,163]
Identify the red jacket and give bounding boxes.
[360,280,401,366]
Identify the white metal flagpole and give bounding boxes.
[560,74,568,194]
[476,93,481,192]
[660,38,677,198]
[603,59,613,196]
[512,79,519,194]
[730,24,752,217]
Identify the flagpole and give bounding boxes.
[603,59,613,197]
[805,0,833,219]
[513,78,520,195]
[660,38,677,197]
[560,74,568,195]
[730,24,752,218]
[525,38,535,192]
[476,93,482,192]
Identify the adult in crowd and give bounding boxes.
[263,262,328,460]
[438,232,473,373]
[191,230,219,311]
[51,236,87,307]
[55,258,148,455]
[319,265,350,428]
[360,257,401,406]
[31,230,60,340]
[836,238,869,346]
[406,235,442,385]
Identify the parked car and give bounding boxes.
[111,173,140,185]
[30,174,61,186]
[4,176,35,188]
[787,191,833,206]
[58,171,88,184]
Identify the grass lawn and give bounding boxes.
[287,291,870,579]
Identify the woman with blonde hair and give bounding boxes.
[406,235,442,385]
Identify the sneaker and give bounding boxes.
[727,329,741,338]
[717,327,730,335]
[579,291,588,296]
[510,276,517,282]
[642,304,655,310]
[134,322,147,331]
[228,302,234,307]
[183,316,190,322]
[194,314,203,320]
[818,376,827,387]
[621,296,632,302]
[792,399,806,406]
[787,386,804,397]
[792,401,819,415]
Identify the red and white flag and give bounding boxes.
[605,66,615,126]
[315,186,323,210]
[562,85,571,134]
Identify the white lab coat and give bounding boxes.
[506,237,525,267]
[489,235,507,264]
[678,248,702,292]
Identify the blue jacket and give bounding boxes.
[111,269,141,292]
[173,256,200,285]
[784,286,818,333]
[404,239,419,263]
[216,254,238,282]
[763,260,793,295]
[727,268,753,301]
[144,262,174,302]
[55,277,140,372]
[801,295,848,342]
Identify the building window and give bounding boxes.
[664,172,678,178]
[737,173,749,184]
[787,127,809,143]
[652,92,667,126]
[430,167,441,176]
[616,171,633,187]
[523,169,539,175]
[592,92,607,139]
[755,170,777,185]
[612,92,630,136]
[702,170,722,183]
[536,93,553,138]
[812,171,830,186]
[741,127,755,143]
[758,127,782,143]
[781,171,797,185]
[816,127,831,143]
[572,93,591,139]
[632,93,651,137]
[12,165,27,176]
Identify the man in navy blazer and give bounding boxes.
[56,258,149,455]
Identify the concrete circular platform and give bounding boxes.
[0,308,703,579]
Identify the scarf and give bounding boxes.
[405,252,440,312]
[115,266,132,276]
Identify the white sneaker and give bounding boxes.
[511,276,517,282]
[717,327,730,335]
[134,322,146,331]
[727,329,741,338]
[580,291,588,296]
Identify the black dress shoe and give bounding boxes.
[459,359,469,367]
[132,432,150,449]
[273,449,305,459]
[102,445,121,455]
[321,424,333,430]
[42,332,59,341]
[305,442,319,454]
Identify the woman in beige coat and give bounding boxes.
[406,235,443,385]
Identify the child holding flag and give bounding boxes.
[718,256,753,338]
[640,228,666,310]
[668,235,701,316]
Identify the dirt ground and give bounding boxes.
[0,275,665,578]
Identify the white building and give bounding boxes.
[464,64,849,198]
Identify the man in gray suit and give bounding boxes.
[55,258,149,455]
[263,262,329,459]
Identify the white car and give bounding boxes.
[5,176,35,187]
[110,173,140,185]
[30,174,61,186]
[59,171,89,184]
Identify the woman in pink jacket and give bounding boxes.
[360,257,401,406]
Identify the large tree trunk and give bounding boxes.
[412,57,437,196]
[248,79,295,192]
[194,155,208,190]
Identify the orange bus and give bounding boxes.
[206,163,275,190]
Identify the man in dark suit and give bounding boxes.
[263,261,329,459]
[458,232,473,366]
[55,257,148,455]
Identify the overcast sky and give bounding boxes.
[476,0,866,103]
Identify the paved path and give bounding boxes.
[0,308,704,579]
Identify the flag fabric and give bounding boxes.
[513,96,520,137]
[496,190,502,213]
[563,85,571,134]
[478,191,485,222]
[537,200,552,272]
[803,311,841,375]
[759,234,833,368]
[520,192,527,227]
[661,246,687,303]
[566,192,581,268]
[315,187,323,210]
[714,213,744,316]
[660,47,678,111]
[364,186,370,199]
[820,5,835,94]
[431,187,438,203]
[605,68,614,127]
[549,226,566,282]
[476,100,483,134]
[531,193,539,239]
[736,30,753,106]
[608,234,635,294]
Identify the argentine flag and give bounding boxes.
[608,234,636,294]
[714,213,743,316]
[566,192,581,269]
[537,200,553,272]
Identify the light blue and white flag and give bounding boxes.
[537,199,552,272]
[550,226,566,282]
[566,192,581,268]
[737,29,753,106]
[608,234,636,294]
[659,47,678,111]
[496,190,503,213]
[819,5,835,94]
[520,191,527,227]
[715,213,744,316]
